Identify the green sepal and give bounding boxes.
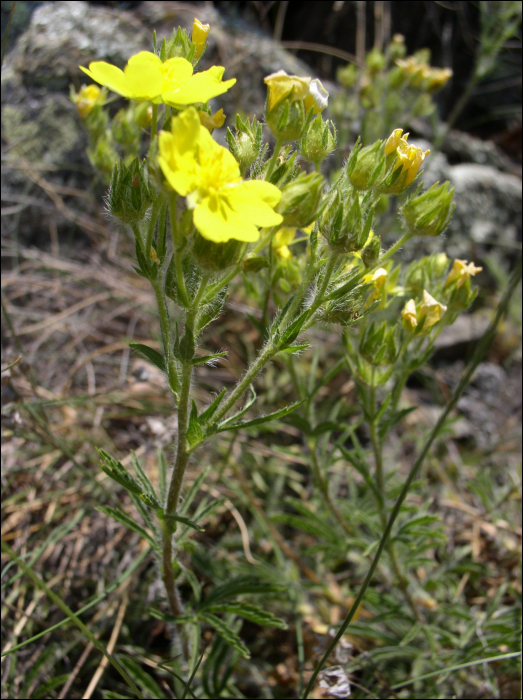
[187,400,204,449]
[198,389,227,424]
[277,342,310,354]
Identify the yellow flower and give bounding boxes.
[192,18,210,59]
[274,227,296,259]
[364,267,388,299]
[73,84,102,119]
[402,298,418,330]
[158,108,283,243]
[385,129,429,187]
[445,259,482,288]
[419,290,447,328]
[198,108,226,131]
[264,70,328,113]
[80,52,235,107]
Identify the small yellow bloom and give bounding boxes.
[198,108,226,131]
[80,52,235,107]
[384,128,405,156]
[426,67,452,91]
[192,18,210,60]
[364,267,388,299]
[385,129,429,187]
[73,84,102,119]
[264,70,328,113]
[419,290,447,328]
[274,227,296,259]
[445,259,483,288]
[402,298,418,330]
[158,108,283,243]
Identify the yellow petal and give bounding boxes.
[192,18,210,59]
[80,62,130,97]
[124,51,164,100]
[227,181,284,228]
[194,194,260,243]
[166,67,236,106]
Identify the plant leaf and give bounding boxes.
[205,602,287,629]
[97,506,157,549]
[192,351,228,366]
[129,342,165,373]
[217,400,304,433]
[199,613,250,658]
[164,513,205,532]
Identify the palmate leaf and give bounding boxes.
[97,505,157,549]
[199,613,250,658]
[205,602,288,629]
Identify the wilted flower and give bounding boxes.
[418,289,447,327]
[445,259,483,288]
[401,298,418,330]
[158,107,282,243]
[72,84,102,119]
[264,70,329,113]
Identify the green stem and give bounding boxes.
[145,198,161,254]
[302,255,522,699]
[266,137,284,180]
[368,374,421,620]
[212,341,276,424]
[152,279,179,396]
[168,195,189,307]
[307,438,353,536]
[150,103,159,142]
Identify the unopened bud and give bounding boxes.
[298,114,337,164]
[276,171,325,229]
[108,158,153,224]
[192,18,210,60]
[402,181,455,237]
[346,140,384,191]
[361,235,381,267]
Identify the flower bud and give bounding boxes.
[366,48,386,74]
[276,171,325,229]
[361,234,381,267]
[266,95,307,142]
[320,188,373,254]
[134,102,152,128]
[337,62,358,89]
[360,322,397,366]
[401,181,455,237]
[225,115,262,174]
[192,18,210,60]
[298,114,337,164]
[346,140,384,191]
[191,232,244,271]
[71,84,102,120]
[112,107,141,151]
[388,34,407,61]
[165,26,194,62]
[108,158,153,224]
[87,136,118,183]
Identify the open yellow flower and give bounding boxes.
[445,259,482,288]
[419,290,447,328]
[80,52,235,107]
[158,108,283,243]
[264,70,328,113]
